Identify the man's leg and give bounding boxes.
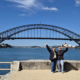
[60,60,64,73]
[53,59,57,72]
[51,60,54,72]
[57,60,60,72]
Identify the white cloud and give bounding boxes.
[73,11,77,14]
[19,13,32,16]
[19,14,26,16]
[6,0,58,12]
[6,0,43,11]
[42,7,58,11]
[75,0,80,6]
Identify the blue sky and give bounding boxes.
[0,0,80,46]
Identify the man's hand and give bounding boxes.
[45,44,47,46]
[66,45,68,48]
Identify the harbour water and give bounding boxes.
[0,48,80,75]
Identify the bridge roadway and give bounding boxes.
[0,37,80,41]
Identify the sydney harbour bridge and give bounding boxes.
[0,24,80,45]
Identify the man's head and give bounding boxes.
[52,48,55,51]
[58,47,61,51]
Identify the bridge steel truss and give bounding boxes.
[0,24,80,45]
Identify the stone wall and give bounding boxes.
[1,60,80,80]
[0,61,20,80]
[19,60,80,70]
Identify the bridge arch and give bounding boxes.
[0,24,80,45]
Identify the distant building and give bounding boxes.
[61,42,76,48]
[68,45,72,47]
[61,42,68,47]
[72,46,75,48]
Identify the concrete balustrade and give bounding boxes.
[1,60,80,80]
[18,60,80,71]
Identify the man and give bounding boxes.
[45,44,57,73]
[56,46,68,73]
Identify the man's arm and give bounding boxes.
[45,44,51,53]
[63,45,68,53]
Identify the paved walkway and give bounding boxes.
[8,70,80,80]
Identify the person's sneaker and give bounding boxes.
[51,72,55,73]
[62,71,64,73]
[58,70,60,72]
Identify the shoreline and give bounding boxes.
[2,47,80,49]
[0,47,80,49]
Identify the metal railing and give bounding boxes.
[0,62,12,70]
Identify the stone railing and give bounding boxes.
[11,60,80,71]
[1,60,80,80]
[20,60,80,70]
